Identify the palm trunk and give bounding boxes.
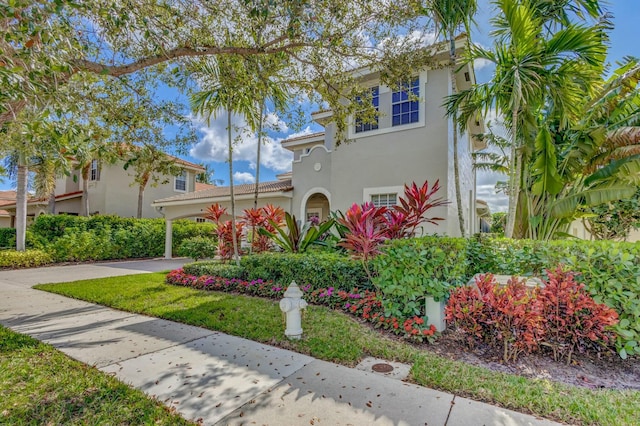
[505,101,520,238]
[48,189,56,214]
[449,32,465,237]
[15,153,28,251]
[254,101,264,210]
[137,184,144,219]
[228,108,240,266]
[81,164,90,216]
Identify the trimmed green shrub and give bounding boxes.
[240,252,371,291]
[0,249,52,268]
[371,236,469,318]
[177,236,218,261]
[183,261,244,279]
[25,214,215,262]
[0,228,16,248]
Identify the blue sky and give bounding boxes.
[2,1,639,205]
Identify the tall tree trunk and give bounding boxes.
[137,184,145,219]
[228,108,240,266]
[253,101,264,210]
[15,153,28,252]
[81,164,90,216]
[505,100,520,239]
[449,32,466,237]
[47,189,56,214]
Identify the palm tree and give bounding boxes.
[191,57,260,266]
[426,0,477,237]
[446,0,607,238]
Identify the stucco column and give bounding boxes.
[165,219,173,259]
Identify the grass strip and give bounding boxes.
[36,273,640,426]
[0,325,193,425]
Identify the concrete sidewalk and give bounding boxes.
[0,259,560,426]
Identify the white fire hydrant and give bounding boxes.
[279,281,307,339]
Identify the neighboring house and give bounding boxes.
[153,39,487,258]
[1,155,204,226]
[0,191,17,228]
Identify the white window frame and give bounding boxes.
[363,186,404,208]
[347,70,427,140]
[89,159,100,181]
[174,171,187,192]
[306,207,322,222]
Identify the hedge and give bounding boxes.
[0,249,52,269]
[185,252,371,292]
[240,252,372,291]
[371,236,469,318]
[183,261,244,279]
[19,214,215,263]
[0,228,15,248]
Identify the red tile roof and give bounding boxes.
[154,179,293,204]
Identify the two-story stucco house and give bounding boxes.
[1,155,205,226]
[152,40,487,258]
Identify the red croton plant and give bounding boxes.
[338,180,448,261]
[445,267,619,363]
[205,203,286,259]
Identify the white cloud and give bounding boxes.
[233,172,255,184]
[264,112,288,133]
[473,57,493,71]
[189,113,294,173]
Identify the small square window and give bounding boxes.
[370,193,397,208]
[175,171,187,191]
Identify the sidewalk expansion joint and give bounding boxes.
[444,395,456,425]
[98,332,217,369]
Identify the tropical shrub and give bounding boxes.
[242,205,285,253]
[259,211,334,253]
[537,267,619,363]
[0,249,53,268]
[372,236,469,318]
[0,228,15,248]
[467,236,640,357]
[240,252,371,291]
[183,261,244,279]
[338,180,448,260]
[446,271,619,362]
[177,236,218,260]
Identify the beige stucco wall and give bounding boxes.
[55,162,198,218]
[160,194,293,221]
[0,216,12,228]
[290,67,475,237]
[570,219,640,242]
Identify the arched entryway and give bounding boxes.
[303,192,330,222]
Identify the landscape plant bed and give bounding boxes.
[36,272,640,426]
[0,326,193,425]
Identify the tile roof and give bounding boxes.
[165,155,206,171]
[195,182,217,191]
[281,132,325,144]
[154,179,293,204]
[0,191,17,207]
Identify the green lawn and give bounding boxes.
[0,325,193,425]
[36,273,640,426]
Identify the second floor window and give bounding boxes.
[392,77,420,126]
[355,86,379,133]
[371,193,397,208]
[90,159,100,181]
[175,171,187,191]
